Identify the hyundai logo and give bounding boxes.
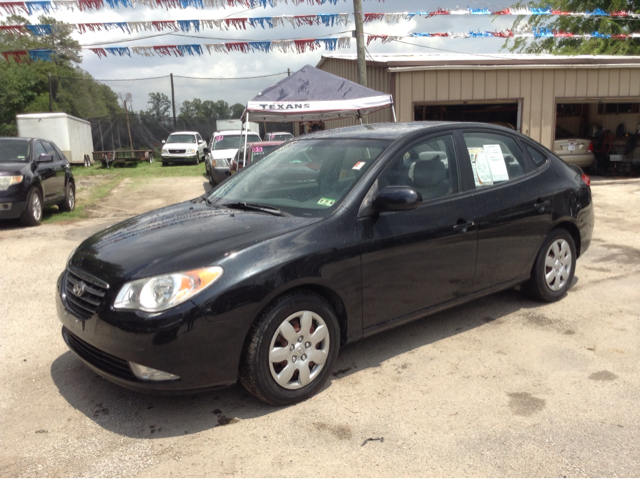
[72,281,87,297]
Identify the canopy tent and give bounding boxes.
[242,64,395,123]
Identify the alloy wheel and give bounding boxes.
[32,192,42,222]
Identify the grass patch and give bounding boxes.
[71,160,207,179]
[42,176,123,223]
[42,161,207,224]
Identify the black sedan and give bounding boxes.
[57,122,593,405]
[1,137,75,226]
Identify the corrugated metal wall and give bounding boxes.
[318,58,640,150]
[317,58,393,129]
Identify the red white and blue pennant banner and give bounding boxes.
[1,1,639,16]
[0,14,350,35]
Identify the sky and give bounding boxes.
[19,0,524,113]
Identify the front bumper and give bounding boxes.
[56,271,245,393]
[0,199,26,219]
[161,154,198,164]
[211,166,231,184]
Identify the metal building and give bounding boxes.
[316,54,640,154]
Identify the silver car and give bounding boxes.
[554,127,595,168]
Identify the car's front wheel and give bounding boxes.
[240,292,340,406]
[523,229,576,302]
[58,181,75,212]
[20,187,43,226]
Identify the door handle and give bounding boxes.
[453,220,474,233]
[534,199,551,213]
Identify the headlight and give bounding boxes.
[0,176,23,190]
[114,266,223,312]
[186,148,196,154]
[161,148,168,153]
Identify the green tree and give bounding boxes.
[0,15,121,135]
[146,92,171,121]
[507,1,640,55]
[230,103,245,118]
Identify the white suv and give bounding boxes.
[205,130,261,185]
[161,131,206,166]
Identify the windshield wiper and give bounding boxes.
[221,202,286,216]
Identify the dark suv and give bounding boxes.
[0,137,75,226]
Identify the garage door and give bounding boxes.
[414,102,520,131]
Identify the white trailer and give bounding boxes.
[16,112,94,165]
[215,119,260,135]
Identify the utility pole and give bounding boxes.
[123,96,134,151]
[48,73,53,112]
[170,73,177,129]
[287,68,290,76]
[353,0,367,88]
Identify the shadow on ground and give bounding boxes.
[51,287,555,440]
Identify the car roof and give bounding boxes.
[267,132,293,135]
[169,131,199,135]
[299,121,515,140]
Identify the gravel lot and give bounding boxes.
[1,175,639,477]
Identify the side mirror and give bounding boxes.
[203,147,210,154]
[373,186,422,213]
[37,153,53,163]
[162,140,166,144]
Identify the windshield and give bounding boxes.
[208,138,390,217]
[167,134,196,144]
[214,134,260,150]
[0,139,30,163]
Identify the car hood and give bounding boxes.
[69,200,318,285]
[163,142,198,150]
[211,148,239,159]
[0,162,30,175]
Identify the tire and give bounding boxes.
[240,292,340,406]
[20,187,43,226]
[522,229,576,302]
[194,154,200,165]
[58,181,75,212]
[208,170,216,187]
[162,162,168,167]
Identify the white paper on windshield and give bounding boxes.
[468,147,493,186]
[483,144,509,182]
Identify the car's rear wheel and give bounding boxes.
[208,169,216,186]
[523,229,576,302]
[240,292,339,406]
[58,181,75,212]
[20,187,42,226]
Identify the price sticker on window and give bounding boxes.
[352,161,366,170]
[214,136,223,142]
[252,146,264,154]
[317,198,335,207]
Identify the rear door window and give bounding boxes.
[523,143,548,166]
[462,132,528,188]
[42,141,62,161]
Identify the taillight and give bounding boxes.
[587,142,593,152]
[581,173,591,186]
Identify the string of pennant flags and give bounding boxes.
[2,9,640,38]
[1,0,639,17]
[0,13,350,35]
[3,28,639,63]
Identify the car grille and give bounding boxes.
[168,149,186,154]
[63,328,136,381]
[64,268,109,320]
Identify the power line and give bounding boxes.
[50,71,287,81]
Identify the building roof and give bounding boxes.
[318,53,640,72]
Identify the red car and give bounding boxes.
[230,141,283,173]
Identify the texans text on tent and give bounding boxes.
[257,103,312,110]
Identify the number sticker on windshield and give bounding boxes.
[252,146,264,154]
[317,198,335,207]
[214,136,223,142]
